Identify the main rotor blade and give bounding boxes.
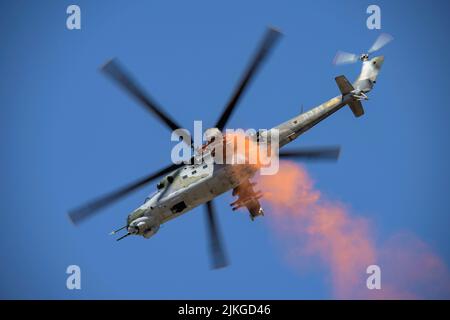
[279,146,341,161]
[214,27,282,131]
[333,51,359,65]
[204,201,228,269]
[368,33,393,54]
[68,163,180,225]
[101,59,183,132]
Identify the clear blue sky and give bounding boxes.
[1,0,450,299]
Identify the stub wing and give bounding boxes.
[231,180,264,220]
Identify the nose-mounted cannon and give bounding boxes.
[111,215,161,241]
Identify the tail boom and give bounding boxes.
[271,75,365,148]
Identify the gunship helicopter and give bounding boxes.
[69,28,392,269]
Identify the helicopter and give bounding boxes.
[68,28,392,269]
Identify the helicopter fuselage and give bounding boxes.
[127,89,359,238]
[125,55,384,239]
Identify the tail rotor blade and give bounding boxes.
[204,201,228,269]
[368,33,393,54]
[333,51,359,65]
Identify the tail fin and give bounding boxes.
[335,75,365,117]
[347,100,364,117]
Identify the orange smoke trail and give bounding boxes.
[257,161,450,299]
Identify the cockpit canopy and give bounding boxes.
[156,175,175,190]
[156,181,165,190]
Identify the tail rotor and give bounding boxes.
[333,33,393,66]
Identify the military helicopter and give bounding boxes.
[69,28,391,269]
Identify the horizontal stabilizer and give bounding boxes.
[335,75,354,95]
[335,75,365,118]
[348,100,365,117]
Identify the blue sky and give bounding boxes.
[1,0,450,299]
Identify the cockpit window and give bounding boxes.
[157,181,165,190]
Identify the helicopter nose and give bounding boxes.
[128,225,138,234]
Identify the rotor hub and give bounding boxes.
[360,53,369,62]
